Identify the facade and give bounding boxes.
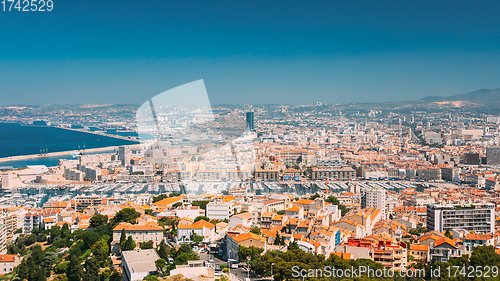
[225,232,266,260]
[429,237,463,263]
[371,246,407,271]
[409,244,429,264]
[487,147,500,165]
[426,204,495,234]
[416,167,442,181]
[74,195,104,211]
[361,188,386,220]
[175,206,204,221]
[246,111,255,131]
[195,170,221,181]
[177,220,216,243]
[206,202,233,220]
[254,170,279,181]
[0,254,21,275]
[311,168,356,180]
[228,212,253,229]
[112,222,164,252]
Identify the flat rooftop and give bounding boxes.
[122,249,160,273]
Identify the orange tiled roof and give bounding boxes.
[232,232,265,243]
[0,255,19,262]
[113,222,163,231]
[410,244,429,251]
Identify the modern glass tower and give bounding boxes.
[246,111,254,131]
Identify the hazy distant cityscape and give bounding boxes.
[4,1,500,280]
[2,93,500,280]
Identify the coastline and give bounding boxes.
[20,123,138,142]
[0,144,142,163]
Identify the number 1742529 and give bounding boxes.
[2,0,53,12]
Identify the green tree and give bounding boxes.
[191,201,210,210]
[82,256,99,281]
[17,257,30,280]
[110,208,141,227]
[123,236,136,251]
[31,244,43,264]
[274,233,283,245]
[309,193,321,200]
[325,195,339,205]
[172,202,183,208]
[109,270,121,281]
[152,194,168,203]
[25,234,37,246]
[325,195,349,216]
[250,226,261,235]
[89,214,108,227]
[178,243,193,254]
[190,234,204,244]
[157,240,168,260]
[52,274,68,281]
[140,241,154,250]
[238,246,263,262]
[120,229,127,250]
[61,223,71,239]
[158,217,174,227]
[194,216,210,223]
[91,238,109,267]
[66,255,83,281]
[143,275,159,281]
[155,259,167,276]
[35,268,46,281]
[144,209,153,215]
[55,262,69,274]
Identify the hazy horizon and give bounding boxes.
[2,0,500,106]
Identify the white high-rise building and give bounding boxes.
[362,188,386,219]
[427,203,495,234]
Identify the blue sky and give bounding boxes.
[1,0,500,105]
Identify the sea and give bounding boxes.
[0,123,139,168]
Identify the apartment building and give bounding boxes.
[206,197,234,220]
[122,249,159,281]
[426,203,495,234]
[409,244,429,264]
[112,222,164,252]
[195,170,220,181]
[310,168,356,180]
[486,146,500,165]
[175,206,204,221]
[23,209,60,234]
[177,220,216,243]
[74,195,104,211]
[371,246,407,271]
[254,170,279,181]
[361,188,386,220]
[0,207,24,242]
[429,237,464,263]
[0,254,21,274]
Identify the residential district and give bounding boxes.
[3,105,500,280]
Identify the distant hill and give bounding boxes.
[420,88,500,103]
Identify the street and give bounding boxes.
[198,252,263,281]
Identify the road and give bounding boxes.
[198,252,263,281]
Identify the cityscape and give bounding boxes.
[3,1,500,281]
[2,95,500,280]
